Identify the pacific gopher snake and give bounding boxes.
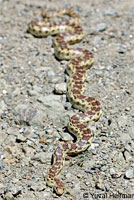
[28,7,102,195]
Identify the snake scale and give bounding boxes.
[28,8,102,195]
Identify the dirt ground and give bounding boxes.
[0,0,134,199]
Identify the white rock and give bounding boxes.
[0,100,7,115]
[96,23,107,32]
[125,169,134,179]
[110,168,116,176]
[37,95,68,127]
[124,151,132,161]
[32,152,52,164]
[128,126,134,139]
[54,83,66,94]
[119,133,131,145]
[117,115,128,128]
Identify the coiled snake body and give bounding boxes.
[28,8,102,195]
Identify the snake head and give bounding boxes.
[54,178,65,195]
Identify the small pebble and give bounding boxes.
[96,23,107,32]
[125,169,134,179]
[64,102,72,110]
[104,183,110,191]
[95,180,104,190]
[54,83,66,94]
[47,70,55,77]
[103,8,116,16]
[124,151,132,161]
[2,90,7,94]
[101,166,107,172]
[110,168,116,176]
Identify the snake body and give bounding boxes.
[28,8,102,195]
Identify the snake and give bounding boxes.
[28,8,102,195]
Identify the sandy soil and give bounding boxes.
[0,0,134,199]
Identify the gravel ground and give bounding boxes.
[0,0,134,199]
